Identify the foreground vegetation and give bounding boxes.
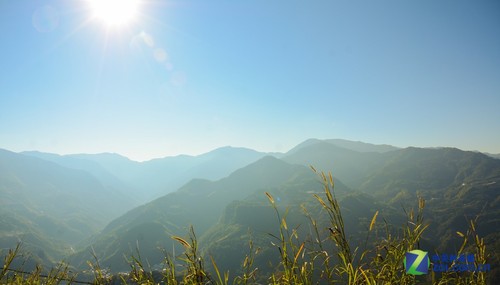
[1,170,492,284]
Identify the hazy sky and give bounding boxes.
[1,0,499,161]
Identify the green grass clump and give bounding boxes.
[1,244,78,284]
[0,169,491,284]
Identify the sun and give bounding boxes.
[88,0,140,26]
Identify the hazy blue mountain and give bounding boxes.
[205,146,499,277]
[69,156,316,271]
[485,152,500,159]
[0,208,73,269]
[182,146,271,178]
[202,147,500,277]
[286,138,398,155]
[359,147,500,198]
[68,152,144,192]
[283,140,388,188]
[0,149,138,269]
[1,149,137,227]
[68,142,500,273]
[0,149,136,235]
[324,139,399,153]
[3,140,499,280]
[143,146,269,198]
[69,146,268,201]
[22,151,142,203]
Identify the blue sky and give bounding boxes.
[0,0,499,161]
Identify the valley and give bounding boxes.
[1,139,499,283]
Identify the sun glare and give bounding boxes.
[89,0,140,26]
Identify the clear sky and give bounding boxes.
[1,0,499,161]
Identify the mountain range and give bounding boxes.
[23,146,267,203]
[0,139,498,280]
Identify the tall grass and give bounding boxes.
[0,170,491,284]
[0,243,81,284]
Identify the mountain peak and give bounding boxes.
[324,139,399,153]
[287,138,399,155]
[203,145,262,156]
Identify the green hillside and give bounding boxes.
[0,149,137,269]
[1,140,498,283]
[283,140,388,187]
[69,156,312,271]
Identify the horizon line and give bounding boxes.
[2,138,499,163]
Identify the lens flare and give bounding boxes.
[89,0,140,26]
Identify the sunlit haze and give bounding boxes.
[0,0,499,161]
[88,0,140,26]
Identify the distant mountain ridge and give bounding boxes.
[68,143,500,274]
[24,146,269,202]
[21,151,141,202]
[0,149,135,231]
[286,138,399,155]
[485,152,500,159]
[68,156,314,271]
[0,149,138,268]
[358,147,500,197]
[283,140,388,188]
[1,139,499,279]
